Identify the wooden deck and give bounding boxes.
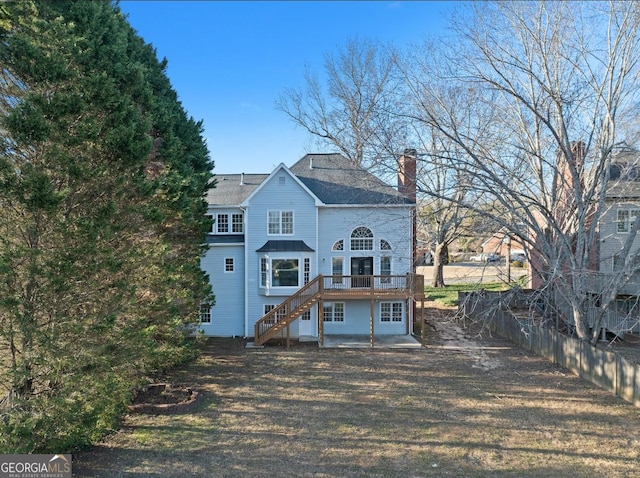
[254,274,425,346]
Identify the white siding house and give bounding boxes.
[200,153,423,344]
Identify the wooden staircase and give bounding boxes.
[254,276,323,346]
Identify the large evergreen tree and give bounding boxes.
[0,0,213,451]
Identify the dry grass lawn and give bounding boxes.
[73,307,640,477]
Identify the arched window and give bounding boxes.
[380,239,391,251]
[350,227,373,251]
[332,239,344,251]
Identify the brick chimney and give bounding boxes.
[398,148,417,202]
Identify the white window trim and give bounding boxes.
[350,226,374,251]
[380,301,403,323]
[380,239,392,251]
[212,212,244,235]
[267,210,294,236]
[260,255,306,289]
[224,257,234,273]
[617,208,638,234]
[232,213,244,233]
[199,303,212,324]
[216,213,229,233]
[332,256,344,285]
[323,302,345,323]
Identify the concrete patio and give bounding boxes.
[320,334,423,349]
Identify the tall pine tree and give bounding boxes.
[0,0,213,451]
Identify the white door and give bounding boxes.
[298,306,315,337]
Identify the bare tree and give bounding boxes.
[278,37,481,287]
[276,37,406,169]
[403,1,640,343]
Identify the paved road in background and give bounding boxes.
[417,262,528,285]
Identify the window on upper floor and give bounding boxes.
[350,226,373,251]
[332,239,344,251]
[617,208,638,233]
[380,239,391,251]
[261,257,300,288]
[268,211,294,235]
[225,258,234,272]
[205,214,214,233]
[332,257,343,284]
[380,256,391,280]
[304,258,310,284]
[232,213,244,233]
[216,213,229,233]
[214,213,244,234]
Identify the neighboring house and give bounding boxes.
[587,158,640,336]
[480,231,526,258]
[528,145,640,337]
[200,153,425,345]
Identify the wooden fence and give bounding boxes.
[459,291,640,408]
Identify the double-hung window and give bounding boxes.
[199,303,211,323]
[617,208,638,233]
[323,303,344,322]
[380,302,403,322]
[216,214,229,233]
[214,213,243,234]
[232,213,243,233]
[268,211,294,235]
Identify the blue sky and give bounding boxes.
[118,1,453,174]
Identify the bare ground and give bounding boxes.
[73,304,640,477]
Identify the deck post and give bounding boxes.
[421,297,425,345]
[286,323,290,349]
[318,298,324,347]
[370,298,375,348]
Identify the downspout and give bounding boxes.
[315,203,320,338]
[241,205,249,338]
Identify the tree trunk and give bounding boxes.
[431,242,447,287]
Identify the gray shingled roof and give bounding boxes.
[290,154,413,205]
[256,240,315,252]
[205,173,269,206]
[205,153,413,206]
[607,155,640,199]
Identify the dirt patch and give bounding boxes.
[128,383,200,415]
[73,306,640,478]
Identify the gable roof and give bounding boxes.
[290,154,413,205]
[240,163,322,207]
[206,153,414,207]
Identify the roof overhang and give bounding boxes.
[256,240,315,252]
